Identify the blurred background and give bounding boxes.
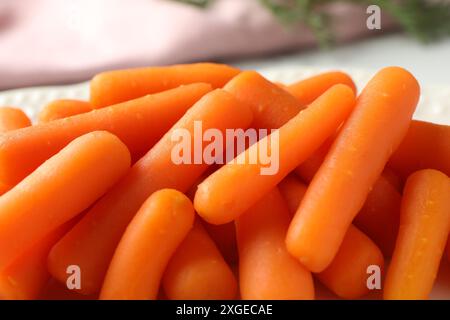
[1,0,450,90]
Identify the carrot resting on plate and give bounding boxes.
[384,169,450,300]
[0,131,130,269]
[100,189,195,300]
[38,99,92,123]
[0,107,31,133]
[0,83,211,189]
[90,63,240,107]
[48,89,253,294]
[195,84,355,225]
[286,66,420,272]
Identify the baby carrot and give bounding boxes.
[0,83,211,188]
[353,174,402,256]
[278,175,384,299]
[388,120,450,179]
[286,67,420,272]
[384,169,450,300]
[203,222,238,265]
[236,188,314,300]
[48,89,253,294]
[224,71,303,129]
[0,107,31,132]
[195,84,355,225]
[91,63,240,107]
[38,99,92,122]
[100,189,195,300]
[317,226,384,299]
[0,221,74,300]
[162,219,237,300]
[286,71,357,106]
[0,131,130,269]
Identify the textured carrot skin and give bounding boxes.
[224,71,302,129]
[0,83,211,188]
[286,67,420,272]
[384,169,450,300]
[236,188,314,300]
[100,189,195,300]
[287,71,357,106]
[0,220,75,300]
[38,99,92,123]
[195,84,355,225]
[353,174,401,256]
[91,63,240,108]
[388,120,450,179]
[0,107,31,133]
[162,219,237,300]
[278,175,384,299]
[48,90,253,294]
[0,131,131,269]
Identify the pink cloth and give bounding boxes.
[0,0,392,89]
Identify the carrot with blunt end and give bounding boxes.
[0,131,131,269]
[38,99,92,123]
[224,71,303,129]
[90,63,240,107]
[388,120,450,179]
[384,169,450,300]
[48,89,253,294]
[236,188,314,300]
[100,189,195,300]
[278,175,384,299]
[317,226,384,299]
[287,71,357,106]
[0,83,211,189]
[0,107,31,132]
[0,220,75,300]
[162,219,238,300]
[286,67,420,272]
[195,84,355,225]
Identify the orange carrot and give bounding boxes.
[317,226,384,299]
[48,89,253,294]
[278,175,384,299]
[203,221,238,265]
[91,63,240,107]
[100,189,195,300]
[0,83,211,189]
[224,71,302,129]
[0,220,75,300]
[382,167,403,192]
[384,169,450,300]
[286,71,357,106]
[0,131,130,269]
[388,120,450,179]
[162,219,237,300]
[195,84,355,225]
[236,188,314,300]
[38,99,92,123]
[353,174,401,256]
[0,107,31,133]
[286,67,420,272]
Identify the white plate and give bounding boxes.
[0,66,448,300]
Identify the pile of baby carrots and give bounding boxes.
[0,63,448,300]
